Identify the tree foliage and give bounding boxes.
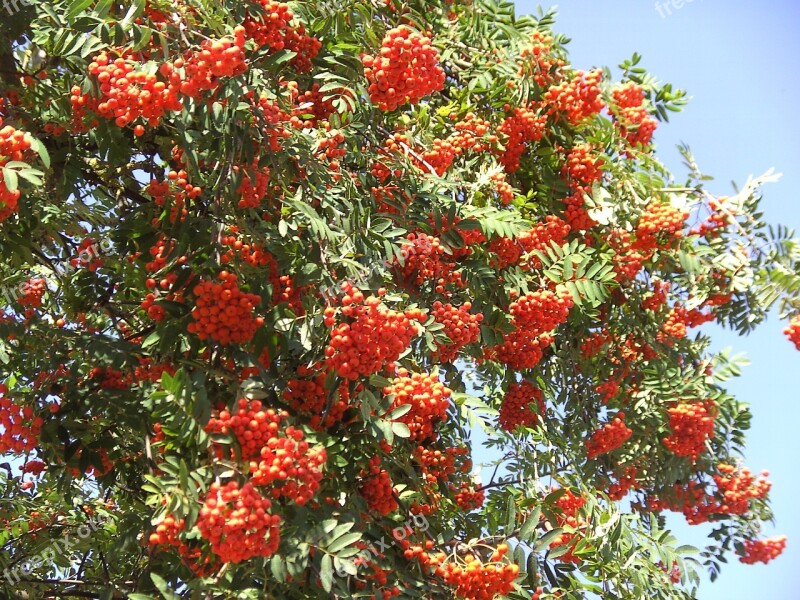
[0,0,796,598]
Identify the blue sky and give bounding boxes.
[505,1,800,597]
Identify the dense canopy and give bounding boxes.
[0,1,797,598]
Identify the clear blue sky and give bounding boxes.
[506,2,800,598]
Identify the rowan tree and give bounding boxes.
[0,1,797,599]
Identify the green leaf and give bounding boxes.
[320,553,334,592]
[150,573,181,600]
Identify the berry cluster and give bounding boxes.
[562,190,597,231]
[498,381,545,432]
[585,412,632,459]
[383,369,451,442]
[0,385,43,454]
[738,535,787,565]
[562,143,604,187]
[662,400,716,461]
[520,216,571,269]
[249,424,326,505]
[79,51,182,129]
[234,162,271,209]
[451,479,485,511]
[544,69,604,125]
[437,549,518,599]
[17,278,46,309]
[550,489,588,564]
[611,82,658,149]
[635,201,689,252]
[497,105,546,173]
[196,481,282,563]
[205,399,285,461]
[431,301,483,362]
[359,456,398,515]
[284,366,352,430]
[324,284,424,380]
[362,26,446,111]
[509,289,574,336]
[784,316,800,350]
[492,330,553,371]
[449,112,497,154]
[0,119,33,222]
[178,30,248,97]
[187,272,264,345]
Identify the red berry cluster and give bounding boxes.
[0,384,43,454]
[249,424,326,506]
[492,330,553,371]
[497,105,546,173]
[284,365,353,430]
[414,445,459,484]
[17,278,46,309]
[383,369,451,442]
[187,271,264,345]
[517,31,564,87]
[544,69,604,125]
[498,381,545,432]
[550,489,588,564]
[0,120,33,222]
[324,284,424,380]
[662,400,716,461]
[451,480,485,511]
[509,289,574,336]
[362,26,446,111]
[642,280,670,311]
[585,412,632,459]
[519,215,571,269]
[713,463,771,515]
[562,143,604,187]
[438,548,518,599]
[784,316,800,350]
[449,112,497,154]
[635,201,689,252]
[562,190,597,231]
[608,229,649,281]
[242,2,320,72]
[79,51,183,129]
[249,92,292,151]
[196,481,282,563]
[359,456,398,515]
[178,30,248,97]
[738,535,787,565]
[607,466,638,500]
[611,82,658,149]
[88,366,132,390]
[431,301,483,362]
[234,162,271,209]
[205,399,284,461]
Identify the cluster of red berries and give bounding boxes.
[359,456,398,515]
[431,301,483,362]
[242,1,320,72]
[490,172,515,205]
[520,216,572,269]
[544,69,604,125]
[518,30,563,87]
[286,82,336,128]
[178,30,248,97]
[497,105,546,173]
[88,366,132,390]
[0,385,43,454]
[449,112,497,154]
[784,316,800,350]
[562,143,604,187]
[324,284,424,380]
[550,489,588,564]
[205,399,285,461]
[738,535,787,565]
[148,513,211,574]
[607,466,639,500]
[562,190,596,231]
[234,162,271,209]
[249,424,326,506]
[662,400,716,461]
[249,92,292,152]
[713,464,771,515]
[492,330,553,371]
[498,381,545,432]
[658,306,714,345]
[187,271,264,345]
[284,365,352,430]
[384,369,451,442]
[437,546,518,599]
[608,229,650,281]
[17,278,46,309]
[690,196,729,237]
[196,481,282,563]
[585,412,632,459]
[414,445,460,483]
[147,169,202,224]
[611,82,658,149]
[635,201,689,252]
[509,289,574,336]
[0,119,33,221]
[362,26,445,111]
[642,280,670,311]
